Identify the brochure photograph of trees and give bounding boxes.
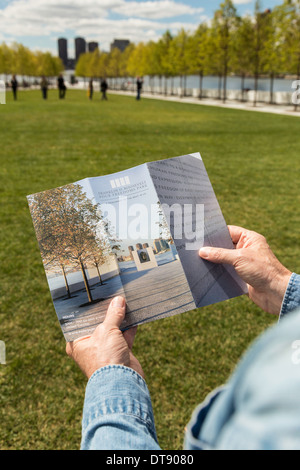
[27,152,247,342]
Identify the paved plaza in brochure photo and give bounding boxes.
[56,254,195,341]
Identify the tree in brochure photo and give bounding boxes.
[27,152,247,342]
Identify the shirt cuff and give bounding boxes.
[81,365,159,450]
[280,273,300,320]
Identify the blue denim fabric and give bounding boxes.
[81,365,160,450]
[280,273,300,319]
[81,273,300,450]
[184,307,300,450]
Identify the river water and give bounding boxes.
[143,75,296,93]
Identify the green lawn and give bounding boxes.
[0,89,299,450]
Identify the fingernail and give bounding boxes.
[199,247,211,259]
[112,296,125,307]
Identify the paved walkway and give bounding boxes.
[109,89,300,118]
[56,258,195,341]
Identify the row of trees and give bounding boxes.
[28,184,113,304]
[76,0,300,106]
[0,42,63,79]
[1,0,299,106]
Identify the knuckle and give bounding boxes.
[213,249,222,261]
[258,234,267,244]
[234,251,244,265]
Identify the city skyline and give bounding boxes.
[58,37,131,69]
[0,0,284,57]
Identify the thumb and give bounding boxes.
[199,246,238,266]
[103,296,126,329]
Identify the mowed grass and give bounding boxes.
[0,88,299,450]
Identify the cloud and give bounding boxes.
[72,16,202,50]
[232,0,253,4]
[0,0,206,51]
[112,1,204,20]
[0,0,203,30]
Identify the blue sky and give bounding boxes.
[0,0,284,56]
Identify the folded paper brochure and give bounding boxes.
[27,152,247,341]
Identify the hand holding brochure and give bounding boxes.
[27,152,247,341]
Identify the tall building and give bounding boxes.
[88,41,99,53]
[110,39,130,53]
[75,37,86,62]
[58,38,68,68]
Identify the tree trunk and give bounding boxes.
[269,73,274,105]
[171,77,174,95]
[218,75,222,100]
[61,264,71,298]
[96,263,103,285]
[294,57,300,112]
[254,73,259,107]
[241,74,245,102]
[223,73,227,103]
[223,54,228,104]
[80,260,93,303]
[253,42,260,107]
[199,71,203,100]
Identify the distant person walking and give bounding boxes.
[11,75,18,101]
[88,79,94,100]
[136,77,143,100]
[57,74,66,99]
[41,76,48,100]
[100,79,108,100]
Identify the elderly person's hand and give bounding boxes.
[66,296,143,379]
[199,225,292,315]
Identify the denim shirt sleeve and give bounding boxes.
[81,365,161,450]
[184,274,300,450]
[280,273,300,319]
[184,308,300,450]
